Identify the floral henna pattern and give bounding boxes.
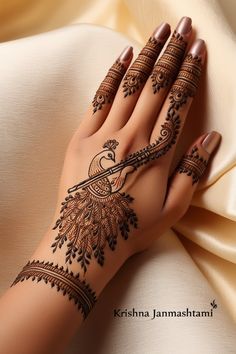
[92,60,126,113]
[52,52,203,272]
[122,37,163,97]
[176,146,208,184]
[11,260,97,319]
[151,31,187,93]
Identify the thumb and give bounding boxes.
[161,131,221,223]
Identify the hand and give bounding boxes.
[50,17,221,276]
[0,18,222,353]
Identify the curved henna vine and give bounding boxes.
[151,31,187,93]
[11,260,97,319]
[92,59,126,113]
[52,53,203,272]
[176,146,208,184]
[122,37,163,97]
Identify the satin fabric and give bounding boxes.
[0,0,235,352]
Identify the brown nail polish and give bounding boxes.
[152,22,171,41]
[176,16,192,35]
[189,39,206,62]
[201,131,221,154]
[119,46,133,62]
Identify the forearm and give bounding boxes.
[0,228,128,354]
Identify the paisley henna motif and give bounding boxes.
[52,49,203,272]
[92,60,126,113]
[176,146,208,184]
[11,260,97,319]
[123,37,163,97]
[151,31,187,93]
[52,112,179,272]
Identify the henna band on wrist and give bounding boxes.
[11,260,97,319]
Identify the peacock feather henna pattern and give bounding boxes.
[92,60,126,113]
[52,51,203,272]
[151,31,187,93]
[122,37,163,97]
[176,146,208,184]
[11,260,97,319]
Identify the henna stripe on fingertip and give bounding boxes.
[168,40,205,111]
[151,17,191,94]
[151,31,188,93]
[92,46,132,113]
[122,23,170,97]
[11,260,97,319]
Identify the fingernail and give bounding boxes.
[201,131,221,154]
[189,39,206,62]
[119,46,133,62]
[152,22,171,41]
[176,16,192,35]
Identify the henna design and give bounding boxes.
[92,60,126,113]
[176,146,208,184]
[52,52,203,272]
[151,31,187,93]
[169,54,202,109]
[123,37,163,97]
[11,260,96,319]
[52,139,138,272]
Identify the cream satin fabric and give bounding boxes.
[0,0,236,353]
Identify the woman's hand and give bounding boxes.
[49,16,221,276]
[0,17,222,354]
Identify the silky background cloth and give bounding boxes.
[0,0,236,353]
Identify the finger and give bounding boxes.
[125,17,192,138]
[101,23,171,133]
[161,131,221,224]
[77,46,133,138]
[150,39,206,166]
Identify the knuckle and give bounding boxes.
[167,200,189,221]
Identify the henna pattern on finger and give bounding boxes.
[176,146,208,184]
[52,51,203,272]
[122,37,163,97]
[92,60,126,113]
[11,260,97,319]
[151,31,187,93]
[169,54,202,109]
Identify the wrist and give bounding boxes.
[31,228,129,296]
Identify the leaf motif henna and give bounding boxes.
[151,31,187,93]
[122,37,163,97]
[52,50,203,272]
[92,60,126,113]
[176,146,208,184]
[52,113,179,272]
[11,260,97,319]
